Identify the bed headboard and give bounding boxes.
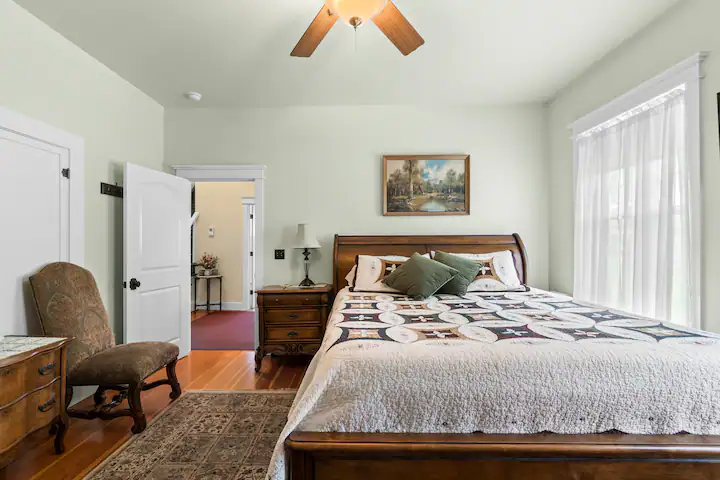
[332,234,528,295]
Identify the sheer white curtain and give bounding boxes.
[573,86,700,327]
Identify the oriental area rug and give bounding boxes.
[85,390,296,480]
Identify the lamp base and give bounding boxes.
[299,248,315,287]
[299,277,315,287]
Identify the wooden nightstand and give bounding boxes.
[0,336,72,468]
[255,285,333,372]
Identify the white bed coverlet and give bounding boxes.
[267,287,720,480]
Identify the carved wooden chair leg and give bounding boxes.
[166,359,182,400]
[127,382,147,434]
[93,386,107,407]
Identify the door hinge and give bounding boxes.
[250,214,254,219]
[250,251,254,257]
[61,168,70,179]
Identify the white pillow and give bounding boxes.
[352,254,430,293]
[448,251,524,292]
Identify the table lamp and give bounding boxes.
[294,223,321,287]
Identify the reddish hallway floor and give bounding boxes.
[191,310,255,350]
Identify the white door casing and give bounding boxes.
[0,107,84,336]
[242,198,256,311]
[124,163,191,357]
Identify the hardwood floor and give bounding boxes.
[0,350,309,480]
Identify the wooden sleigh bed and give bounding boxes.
[284,234,720,480]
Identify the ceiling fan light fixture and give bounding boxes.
[325,0,388,27]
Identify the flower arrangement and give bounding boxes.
[199,253,218,270]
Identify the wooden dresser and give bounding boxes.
[0,336,72,468]
[255,285,333,372]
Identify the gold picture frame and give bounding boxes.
[383,155,470,216]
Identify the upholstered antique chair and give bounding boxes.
[29,262,181,441]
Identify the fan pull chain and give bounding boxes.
[354,26,358,54]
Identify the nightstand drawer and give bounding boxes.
[264,309,322,325]
[26,350,61,391]
[0,362,25,407]
[263,293,325,307]
[266,325,322,342]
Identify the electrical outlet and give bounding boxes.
[274,249,285,260]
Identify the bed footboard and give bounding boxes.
[286,432,720,480]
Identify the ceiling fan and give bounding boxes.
[291,0,424,57]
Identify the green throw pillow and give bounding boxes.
[382,253,458,299]
[434,251,482,295]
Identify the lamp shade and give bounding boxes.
[325,0,387,27]
[294,223,321,249]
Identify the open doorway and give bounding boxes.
[173,164,266,353]
[191,181,256,350]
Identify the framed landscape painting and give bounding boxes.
[383,155,470,216]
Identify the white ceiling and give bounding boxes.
[15,0,681,107]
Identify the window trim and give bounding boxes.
[569,52,706,136]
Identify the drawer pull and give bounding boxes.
[0,368,13,377]
[287,331,299,337]
[38,397,56,413]
[38,362,56,376]
[288,313,299,319]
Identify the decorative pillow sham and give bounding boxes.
[382,253,458,299]
[445,250,525,292]
[345,266,357,287]
[433,251,482,295]
[352,253,430,293]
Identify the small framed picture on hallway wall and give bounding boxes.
[383,155,470,216]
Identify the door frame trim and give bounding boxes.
[241,198,256,312]
[172,165,266,350]
[0,107,85,266]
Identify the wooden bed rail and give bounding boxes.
[286,431,720,480]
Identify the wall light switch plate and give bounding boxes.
[274,249,285,260]
[209,227,215,237]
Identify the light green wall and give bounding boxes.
[546,0,720,332]
[165,105,550,289]
[0,0,165,339]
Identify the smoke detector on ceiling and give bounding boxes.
[185,92,202,102]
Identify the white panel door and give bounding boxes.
[124,163,191,357]
[0,129,69,336]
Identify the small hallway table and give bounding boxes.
[193,274,223,311]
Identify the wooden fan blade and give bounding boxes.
[291,5,338,57]
[372,1,424,56]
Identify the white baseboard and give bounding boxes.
[194,301,248,311]
[71,385,97,406]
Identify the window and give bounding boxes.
[571,55,704,327]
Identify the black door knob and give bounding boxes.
[129,278,141,290]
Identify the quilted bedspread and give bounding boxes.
[267,287,720,480]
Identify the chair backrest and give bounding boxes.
[29,262,115,374]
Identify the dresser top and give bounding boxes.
[0,336,71,367]
[258,284,332,294]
